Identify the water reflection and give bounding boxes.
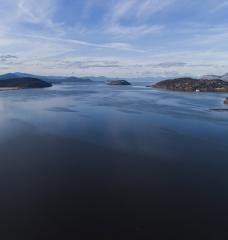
[0,82,228,239]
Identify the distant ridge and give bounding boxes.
[0,72,163,83]
[0,73,18,80]
[0,72,65,83]
[64,77,93,82]
[201,73,228,81]
[0,73,95,83]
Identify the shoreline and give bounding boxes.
[0,87,21,91]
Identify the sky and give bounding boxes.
[1,0,228,78]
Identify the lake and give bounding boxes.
[0,82,228,239]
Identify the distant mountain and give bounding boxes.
[201,73,228,81]
[13,72,65,82]
[64,77,93,82]
[201,74,221,80]
[83,76,163,82]
[0,72,163,84]
[0,72,64,83]
[0,73,19,80]
[221,73,228,81]
[83,76,107,82]
[0,73,95,83]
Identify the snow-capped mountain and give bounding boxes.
[201,73,228,81]
[221,73,228,81]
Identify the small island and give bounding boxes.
[0,77,52,90]
[224,98,228,104]
[107,80,131,86]
[149,77,228,92]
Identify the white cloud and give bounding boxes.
[136,0,175,18]
[0,0,63,35]
[107,23,163,37]
[17,0,53,24]
[108,0,175,22]
[9,32,145,52]
[110,0,137,22]
[101,0,169,38]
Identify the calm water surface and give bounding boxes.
[0,82,228,239]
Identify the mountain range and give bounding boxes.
[0,73,66,82]
[1,72,228,83]
[0,72,162,83]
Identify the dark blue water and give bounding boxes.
[0,82,228,239]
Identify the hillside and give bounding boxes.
[0,78,52,90]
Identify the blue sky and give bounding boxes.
[1,0,228,77]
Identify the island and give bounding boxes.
[149,77,228,92]
[224,98,228,104]
[0,77,52,90]
[107,80,131,86]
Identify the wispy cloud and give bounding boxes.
[17,0,54,24]
[0,0,63,35]
[110,0,137,22]
[108,0,175,22]
[210,0,228,13]
[107,24,163,37]
[4,32,146,53]
[102,0,171,37]
[136,0,175,18]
